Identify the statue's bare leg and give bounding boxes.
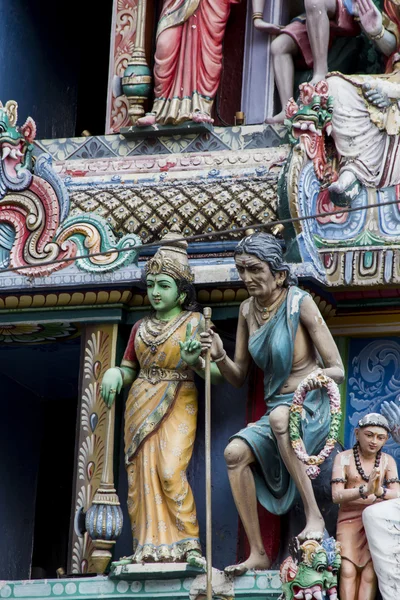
[269,406,324,539]
[224,439,271,575]
[339,559,359,600]
[358,562,377,600]
[266,34,298,124]
[305,0,337,84]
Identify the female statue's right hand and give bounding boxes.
[100,367,123,408]
[200,329,225,361]
[179,324,203,366]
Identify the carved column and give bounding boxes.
[68,324,119,574]
[105,1,139,133]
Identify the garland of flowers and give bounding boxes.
[289,374,342,479]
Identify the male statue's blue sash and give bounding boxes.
[232,286,330,515]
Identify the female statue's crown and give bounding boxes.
[358,413,390,433]
[145,233,194,283]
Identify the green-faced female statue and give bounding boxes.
[100,234,221,566]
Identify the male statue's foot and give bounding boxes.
[136,113,157,127]
[265,111,286,125]
[187,550,206,569]
[329,170,357,194]
[297,516,325,542]
[224,552,271,576]
[329,170,361,206]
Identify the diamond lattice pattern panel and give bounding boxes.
[69,178,278,243]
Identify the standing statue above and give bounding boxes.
[137,0,240,127]
[252,0,359,123]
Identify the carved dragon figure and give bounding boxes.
[280,537,341,600]
[284,82,338,189]
[0,100,140,276]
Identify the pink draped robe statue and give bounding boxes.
[150,0,240,125]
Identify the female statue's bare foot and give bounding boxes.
[187,550,206,569]
[297,516,325,542]
[192,111,214,124]
[265,111,286,124]
[224,553,271,576]
[111,555,133,567]
[136,113,157,127]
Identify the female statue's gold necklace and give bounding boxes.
[253,288,287,324]
[140,311,189,354]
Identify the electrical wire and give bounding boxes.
[0,196,397,276]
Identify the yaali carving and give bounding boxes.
[280,537,341,600]
[0,101,141,277]
[284,81,337,190]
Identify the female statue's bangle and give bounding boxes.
[115,366,125,384]
[359,485,368,499]
[214,350,227,363]
[370,25,385,41]
[252,12,263,20]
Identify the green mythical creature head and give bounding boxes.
[0,100,36,198]
[284,81,337,186]
[280,537,341,600]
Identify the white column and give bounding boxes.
[241,0,285,124]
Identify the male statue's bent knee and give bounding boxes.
[269,405,290,437]
[224,439,253,468]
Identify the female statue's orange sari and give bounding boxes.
[121,310,204,561]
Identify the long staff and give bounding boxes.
[203,307,213,600]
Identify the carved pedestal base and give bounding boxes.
[109,562,205,580]
[120,121,213,139]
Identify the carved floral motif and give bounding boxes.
[106,0,138,133]
[0,101,141,277]
[69,326,117,574]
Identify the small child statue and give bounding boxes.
[331,413,400,600]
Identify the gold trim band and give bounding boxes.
[138,366,194,384]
